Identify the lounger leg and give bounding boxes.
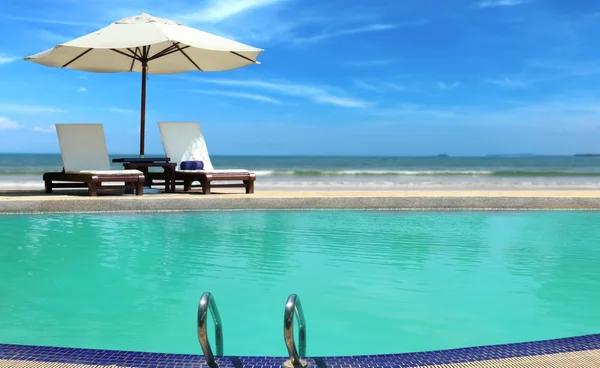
[124,182,133,194]
[244,179,255,194]
[87,183,98,196]
[184,180,191,192]
[202,180,211,194]
[136,180,144,196]
[169,170,176,193]
[44,180,53,194]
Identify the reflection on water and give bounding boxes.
[1,210,599,356]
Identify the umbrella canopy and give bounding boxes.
[25,13,263,155]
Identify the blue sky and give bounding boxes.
[1,0,600,156]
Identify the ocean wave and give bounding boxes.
[3,169,600,178]
[261,170,600,177]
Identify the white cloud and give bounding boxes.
[314,95,369,108]
[371,95,600,129]
[477,0,529,8]
[78,87,87,92]
[32,124,55,133]
[345,59,397,67]
[102,1,406,47]
[196,78,369,108]
[354,80,406,93]
[294,23,398,44]
[527,58,600,77]
[0,104,66,114]
[178,0,285,23]
[0,117,22,130]
[487,77,529,88]
[186,90,282,104]
[0,14,102,27]
[164,0,307,45]
[438,81,461,90]
[35,29,74,44]
[0,54,19,65]
[108,107,137,114]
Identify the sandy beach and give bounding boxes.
[3,189,600,199]
[2,189,600,213]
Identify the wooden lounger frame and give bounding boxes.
[43,171,145,196]
[147,171,255,194]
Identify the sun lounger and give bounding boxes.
[157,122,255,194]
[43,124,145,196]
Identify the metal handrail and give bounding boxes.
[197,292,223,366]
[283,294,307,367]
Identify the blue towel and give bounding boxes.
[180,161,204,170]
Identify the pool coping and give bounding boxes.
[1,334,600,368]
[3,190,600,213]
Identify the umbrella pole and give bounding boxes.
[139,60,147,157]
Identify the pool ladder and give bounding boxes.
[197,292,308,368]
[197,292,223,367]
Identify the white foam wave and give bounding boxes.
[0,181,45,190]
[3,177,600,191]
[253,170,275,176]
[254,170,495,176]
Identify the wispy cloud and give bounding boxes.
[0,104,66,114]
[372,104,467,121]
[477,0,529,8]
[372,94,600,128]
[165,0,404,47]
[32,124,56,133]
[78,87,87,93]
[314,95,368,108]
[294,23,399,44]
[438,81,461,90]
[0,117,22,131]
[34,29,74,44]
[487,77,529,88]
[345,59,397,67]
[185,89,282,104]
[354,80,406,93]
[527,58,600,77]
[0,14,103,27]
[0,54,18,65]
[195,78,370,108]
[108,107,137,114]
[177,0,285,23]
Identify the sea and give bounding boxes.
[1,153,600,190]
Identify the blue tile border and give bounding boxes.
[1,333,599,368]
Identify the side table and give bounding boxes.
[122,162,177,193]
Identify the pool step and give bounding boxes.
[197,292,308,368]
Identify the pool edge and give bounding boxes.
[2,333,600,367]
[3,194,600,214]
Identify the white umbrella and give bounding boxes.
[25,13,263,156]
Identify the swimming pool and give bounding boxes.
[1,210,599,358]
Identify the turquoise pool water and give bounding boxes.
[1,210,599,357]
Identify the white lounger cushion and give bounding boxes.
[76,170,143,175]
[55,124,142,175]
[177,169,249,173]
[158,122,249,173]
